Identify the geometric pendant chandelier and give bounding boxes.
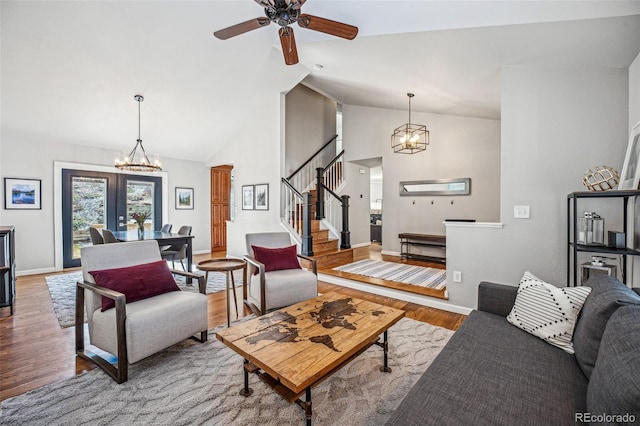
[391,93,429,154]
[114,95,162,172]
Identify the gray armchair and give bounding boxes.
[76,240,208,383]
[244,232,318,315]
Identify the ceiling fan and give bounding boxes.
[213,0,358,66]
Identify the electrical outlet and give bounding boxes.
[514,205,530,219]
[453,271,462,283]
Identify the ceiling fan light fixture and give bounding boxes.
[213,0,357,65]
[114,95,162,173]
[391,93,429,154]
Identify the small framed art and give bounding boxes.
[175,187,194,210]
[254,183,269,210]
[242,185,254,210]
[4,178,41,210]
[619,121,640,190]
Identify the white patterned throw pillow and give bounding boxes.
[507,271,592,354]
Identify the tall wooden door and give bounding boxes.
[210,165,232,253]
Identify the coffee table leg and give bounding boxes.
[295,387,312,425]
[379,330,391,373]
[239,359,253,397]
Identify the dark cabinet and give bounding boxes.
[371,224,382,242]
[0,226,16,315]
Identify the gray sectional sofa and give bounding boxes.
[386,275,640,425]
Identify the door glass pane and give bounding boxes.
[71,177,107,259]
[127,180,155,231]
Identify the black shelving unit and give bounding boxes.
[0,226,16,315]
[567,190,640,286]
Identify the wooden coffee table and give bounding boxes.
[215,292,405,425]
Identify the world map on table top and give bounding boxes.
[244,298,367,352]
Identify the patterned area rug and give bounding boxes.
[333,259,446,290]
[0,317,453,425]
[45,266,237,329]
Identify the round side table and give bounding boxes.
[197,258,246,327]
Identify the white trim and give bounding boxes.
[318,273,472,315]
[350,242,370,249]
[381,250,401,257]
[444,221,504,228]
[17,267,57,277]
[53,161,169,272]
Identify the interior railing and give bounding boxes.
[282,135,350,254]
[315,150,350,249]
[287,135,338,193]
[281,178,313,255]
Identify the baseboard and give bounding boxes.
[350,242,371,249]
[318,273,472,316]
[380,250,401,257]
[17,267,57,277]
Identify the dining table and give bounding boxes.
[110,230,195,283]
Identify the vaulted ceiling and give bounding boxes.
[2,1,640,163]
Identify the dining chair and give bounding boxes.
[160,226,192,270]
[159,224,173,251]
[102,229,120,244]
[89,227,104,245]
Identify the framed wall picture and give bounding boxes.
[4,178,41,210]
[619,121,640,190]
[254,183,269,210]
[242,185,254,210]
[175,187,194,210]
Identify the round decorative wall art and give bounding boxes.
[582,166,620,191]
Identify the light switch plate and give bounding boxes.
[453,271,462,283]
[514,205,530,219]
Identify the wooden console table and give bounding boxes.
[399,233,446,264]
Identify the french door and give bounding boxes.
[61,169,162,268]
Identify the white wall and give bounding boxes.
[284,84,337,179]
[446,65,629,309]
[342,105,501,252]
[217,94,285,258]
[370,166,383,211]
[344,162,372,246]
[1,136,210,274]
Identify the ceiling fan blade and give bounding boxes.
[213,17,270,40]
[279,27,299,65]
[297,14,358,40]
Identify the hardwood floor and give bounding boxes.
[0,249,465,402]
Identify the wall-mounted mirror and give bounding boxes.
[399,178,471,196]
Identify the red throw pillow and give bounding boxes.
[89,260,180,311]
[251,244,301,275]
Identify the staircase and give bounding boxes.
[308,192,354,269]
[282,136,354,269]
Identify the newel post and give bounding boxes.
[340,194,351,249]
[301,192,314,256]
